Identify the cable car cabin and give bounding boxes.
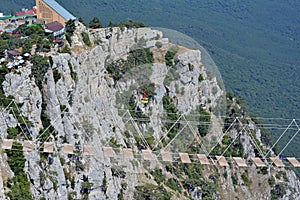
[141,97,149,104]
[141,91,149,104]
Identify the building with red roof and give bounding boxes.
[45,21,65,38]
[16,8,37,17]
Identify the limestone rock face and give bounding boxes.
[0,25,299,200]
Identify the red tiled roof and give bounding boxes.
[16,8,37,16]
[54,39,62,43]
[45,21,64,32]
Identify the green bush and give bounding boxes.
[61,45,71,54]
[162,94,180,140]
[89,17,103,29]
[165,178,181,192]
[53,69,61,83]
[7,127,19,139]
[182,178,218,199]
[81,32,92,47]
[78,17,87,27]
[65,32,72,45]
[268,176,276,187]
[198,74,204,82]
[155,41,162,48]
[65,20,76,35]
[127,94,149,125]
[134,183,171,200]
[151,168,165,184]
[68,192,77,200]
[31,55,50,90]
[241,172,251,186]
[118,20,147,28]
[36,37,52,52]
[231,173,238,185]
[139,83,156,98]
[5,142,32,200]
[106,48,153,83]
[165,50,176,67]
[270,184,287,199]
[165,46,179,67]
[197,106,211,137]
[68,62,77,82]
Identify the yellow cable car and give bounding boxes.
[141,97,149,104]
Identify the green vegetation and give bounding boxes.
[0,23,52,54]
[270,183,288,200]
[79,17,87,27]
[5,142,32,200]
[231,172,238,185]
[7,127,19,139]
[102,172,108,194]
[162,94,180,140]
[31,55,50,90]
[108,20,147,29]
[241,172,251,186]
[81,32,92,47]
[128,95,148,120]
[68,61,77,82]
[165,46,179,67]
[165,51,175,67]
[89,17,103,29]
[268,176,276,187]
[198,74,204,82]
[65,19,76,46]
[65,33,72,45]
[165,178,181,192]
[61,45,71,54]
[68,192,77,200]
[150,168,165,184]
[81,181,93,197]
[109,137,121,148]
[39,112,57,143]
[196,106,211,137]
[155,41,162,48]
[139,83,156,97]
[36,36,52,52]
[165,162,217,199]
[53,68,61,83]
[106,48,153,82]
[134,183,171,200]
[211,126,244,157]
[65,19,76,35]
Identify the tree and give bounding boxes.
[78,17,86,27]
[5,142,32,200]
[89,17,103,29]
[36,37,51,52]
[22,39,33,54]
[81,32,91,46]
[31,55,50,90]
[65,19,76,35]
[108,21,116,27]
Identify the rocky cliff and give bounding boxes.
[0,23,299,200]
